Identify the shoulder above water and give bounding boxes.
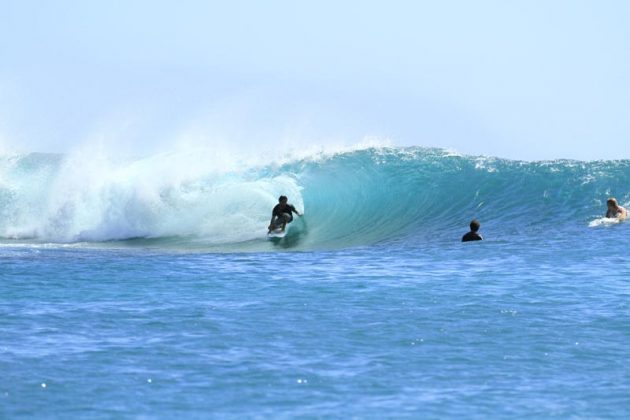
[462,232,483,242]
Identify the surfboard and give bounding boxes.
[589,217,621,227]
[267,227,287,239]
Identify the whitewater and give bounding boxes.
[2,146,630,417]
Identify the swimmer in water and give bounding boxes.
[462,219,483,242]
[606,197,627,220]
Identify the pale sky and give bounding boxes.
[1,0,629,160]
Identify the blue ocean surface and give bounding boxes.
[1,147,629,417]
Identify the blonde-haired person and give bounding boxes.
[606,198,627,220]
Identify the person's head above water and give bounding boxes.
[278,195,288,204]
[607,197,619,210]
[605,197,628,219]
[462,219,483,242]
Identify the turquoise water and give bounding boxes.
[1,147,630,417]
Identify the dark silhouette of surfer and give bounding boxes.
[268,195,301,233]
[462,219,483,242]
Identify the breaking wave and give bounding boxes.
[0,146,628,250]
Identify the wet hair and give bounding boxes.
[607,198,618,206]
[278,195,288,203]
[470,219,480,232]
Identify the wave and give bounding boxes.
[0,147,628,250]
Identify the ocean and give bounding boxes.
[1,146,629,417]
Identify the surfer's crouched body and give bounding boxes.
[462,219,483,242]
[269,195,301,232]
[606,197,628,220]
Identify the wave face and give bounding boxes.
[0,147,628,250]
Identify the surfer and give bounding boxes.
[462,219,483,242]
[606,198,627,220]
[268,195,301,233]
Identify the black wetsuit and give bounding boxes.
[272,204,298,223]
[462,231,483,242]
